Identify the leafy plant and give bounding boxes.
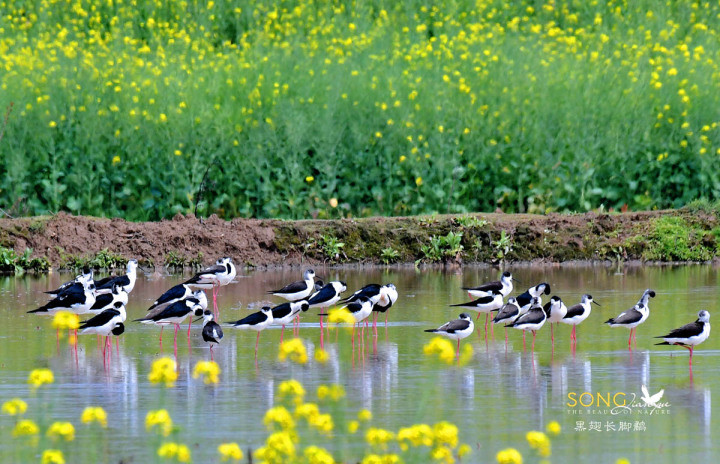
[320,234,345,260]
[493,231,513,261]
[0,247,49,274]
[380,247,400,264]
[455,215,488,229]
[164,251,186,270]
[421,232,464,262]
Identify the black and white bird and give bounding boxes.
[308,281,347,309]
[543,296,568,346]
[268,269,317,302]
[147,283,194,314]
[507,297,547,352]
[561,294,599,345]
[606,289,656,349]
[29,278,97,315]
[655,310,710,367]
[135,298,204,351]
[45,269,93,296]
[228,306,274,359]
[373,283,399,328]
[450,290,504,337]
[424,313,474,354]
[463,271,516,298]
[343,296,374,344]
[492,297,520,343]
[197,310,223,360]
[184,257,236,316]
[515,282,552,313]
[272,300,309,343]
[79,304,126,357]
[343,283,383,305]
[88,283,128,314]
[94,259,138,294]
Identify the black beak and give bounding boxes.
[512,278,521,284]
[317,313,329,317]
[592,301,601,306]
[193,316,203,323]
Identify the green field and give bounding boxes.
[2,0,720,220]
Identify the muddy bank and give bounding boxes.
[0,209,718,271]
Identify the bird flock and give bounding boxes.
[27,264,710,369]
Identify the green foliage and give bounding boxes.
[635,217,715,261]
[58,248,127,271]
[380,247,400,264]
[493,231,513,260]
[3,2,720,219]
[0,247,49,274]
[320,235,345,260]
[421,232,464,262]
[455,215,488,229]
[164,251,186,270]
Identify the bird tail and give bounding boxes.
[655,341,670,345]
[604,318,615,324]
[504,323,516,328]
[27,305,49,313]
[449,302,472,307]
[424,329,438,333]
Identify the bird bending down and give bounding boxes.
[507,297,547,352]
[228,306,274,360]
[197,310,223,360]
[425,313,474,356]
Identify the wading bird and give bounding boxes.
[655,310,710,367]
[606,289,656,349]
[424,313,474,356]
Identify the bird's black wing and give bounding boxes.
[185,264,225,284]
[308,285,336,305]
[462,280,501,293]
[439,318,471,333]
[512,309,545,327]
[656,320,704,339]
[515,291,532,308]
[150,284,188,309]
[229,311,268,326]
[563,304,584,319]
[269,280,307,294]
[97,275,129,291]
[80,309,120,329]
[450,294,494,307]
[91,293,114,310]
[271,302,293,319]
[606,308,642,325]
[343,284,381,303]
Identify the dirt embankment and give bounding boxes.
[0,209,718,270]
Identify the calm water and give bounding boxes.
[1,265,719,462]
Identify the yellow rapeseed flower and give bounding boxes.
[496,448,523,464]
[218,442,243,462]
[415,177,423,186]
[263,406,296,431]
[458,443,472,458]
[148,357,178,387]
[192,360,220,384]
[348,420,360,433]
[146,409,173,437]
[366,427,396,450]
[616,459,630,464]
[361,454,401,464]
[433,421,459,448]
[423,337,456,364]
[278,338,308,364]
[81,407,107,427]
[314,348,330,364]
[52,311,79,330]
[278,379,305,402]
[526,431,551,457]
[304,445,335,464]
[47,421,75,442]
[317,384,345,401]
[13,419,39,437]
[306,176,314,183]
[327,308,356,331]
[28,368,54,388]
[158,442,191,462]
[431,445,454,464]
[41,449,65,464]
[328,198,338,208]
[358,409,372,422]
[397,424,433,450]
[546,421,561,436]
[2,398,28,416]
[309,413,334,435]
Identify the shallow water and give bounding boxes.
[1,265,719,462]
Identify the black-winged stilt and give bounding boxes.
[372,283,399,329]
[135,298,204,352]
[228,306,274,360]
[450,290,504,337]
[463,271,516,298]
[543,296,567,346]
[148,283,193,314]
[45,269,93,296]
[29,278,97,315]
[79,305,126,358]
[269,269,317,301]
[308,281,346,344]
[95,259,138,294]
[88,283,128,314]
[515,282,551,312]
[655,310,710,367]
[606,289,656,349]
[272,300,309,343]
[492,297,520,343]
[507,297,547,352]
[561,294,599,347]
[424,313,474,355]
[197,310,223,360]
[344,296,374,345]
[185,257,236,317]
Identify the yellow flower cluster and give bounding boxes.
[317,384,345,401]
[28,368,54,388]
[397,424,433,449]
[358,409,372,422]
[52,311,80,330]
[422,337,456,364]
[157,442,191,462]
[81,406,108,427]
[13,419,39,437]
[327,308,356,329]
[366,427,396,450]
[546,420,561,436]
[263,406,296,431]
[361,454,401,464]
[148,357,178,387]
[278,379,305,402]
[192,360,220,384]
[256,431,296,464]
[433,422,459,448]
[47,422,75,442]
[218,442,244,462]
[314,348,330,364]
[496,448,523,464]
[2,398,27,416]
[304,445,335,464]
[278,338,308,364]
[41,449,65,464]
[526,431,551,457]
[146,409,174,437]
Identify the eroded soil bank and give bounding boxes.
[0,209,718,271]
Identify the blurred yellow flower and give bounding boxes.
[329,198,338,208]
[28,368,54,389]
[358,409,372,421]
[415,177,423,187]
[317,384,345,401]
[192,360,220,384]
[361,455,401,464]
[158,442,191,462]
[295,402,320,422]
[146,409,173,437]
[546,420,561,436]
[279,379,306,401]
[496,447,523,464]
[423,337,456,364]
[366,427,396,449]
[48,121,57,128]
[433,421,459,447]
[348,420,360,433]
[431,445,454,463]
[263,406,296,431]
[458,443,472,458]
[218,442,243,462]
[13,419,39,437]
[314,348,330,364]
[616,459,630,464]
[148,357,177,387]
[309,413,334,435]
[304,445,335,464]
[41,449,65,464]
[306,176,314,183]
[52,311,79,330]
[2,398,28,416]
[526,431,551,457]
[278,338,308,364]
[81,407,108,427]
[47,421,75,441]
[397,424,433,449]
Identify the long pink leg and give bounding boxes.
[351,323,356,347]
[523,331,526,351]
[456,339,460,357]
[385,312,388,327]
[531,330,536,352]
[551,323,555,345]
[319,315,324,350]
[187,317,192,339]
[210,344,214,361]
[280,325,285,344]
[173,324,179,357]
[504,327,508,344]
[628,328,633,350]
[115,336,119,355]
[255,331,260,359]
